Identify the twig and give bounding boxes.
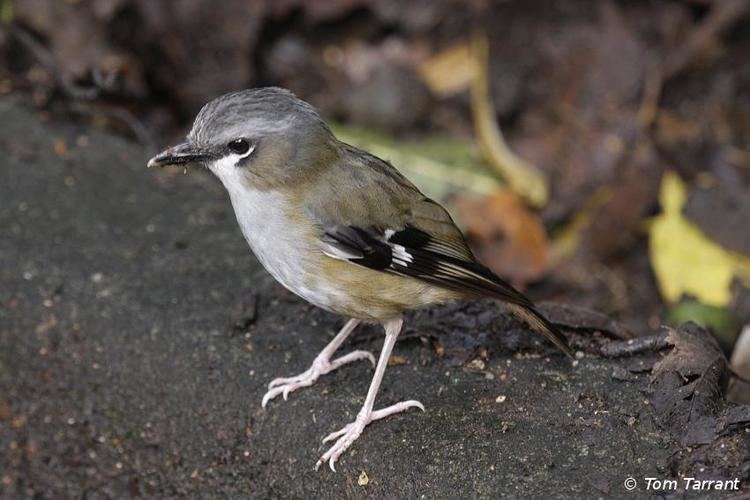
[470,33,549,208]
[641,0,747,133]
[664,0,749,80]
[5,24,100,99]
[600,331,672,357]
[638,53,663,128]
[5,23,153,146]
[68,101,154,149]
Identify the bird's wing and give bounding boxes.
[307,144,572,357]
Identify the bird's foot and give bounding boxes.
[315,400,425,472]
[262,350,376,407]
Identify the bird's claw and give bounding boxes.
[261,350,376,408]
[314,400,424,472]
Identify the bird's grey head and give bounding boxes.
[148,87,337,190]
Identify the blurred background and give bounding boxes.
[1,0,749,397]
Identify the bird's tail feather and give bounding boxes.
[506,303,574,359]
[383,243,574,358]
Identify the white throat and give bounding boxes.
[207,147,255,191]
[207,153,311,301]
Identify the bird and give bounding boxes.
[147,87,572,472]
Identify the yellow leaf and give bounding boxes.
[660,169,686,214]
[649,171,750,306]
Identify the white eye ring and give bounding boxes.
[238,143,255,159]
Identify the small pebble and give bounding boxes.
[466,359,485,371]
[358,471,369,486]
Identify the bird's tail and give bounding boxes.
[506,303,574,359]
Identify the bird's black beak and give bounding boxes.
[147,142,212,169]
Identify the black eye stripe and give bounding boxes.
[228,139,251,155]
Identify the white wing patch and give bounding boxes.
[321,241,362,261]
[385,229,414,268]
[321,227,416,269]
[390,244,413,267]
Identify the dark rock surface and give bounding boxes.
[1,101,747,498]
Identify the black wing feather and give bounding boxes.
[323,224,573,357]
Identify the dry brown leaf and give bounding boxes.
[454,188,550,286]
[388,355,407,366]
[650,323,726,445]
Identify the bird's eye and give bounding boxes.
[228,138,251,155]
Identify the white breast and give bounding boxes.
[231,189,308,291]
[208,155,316,304]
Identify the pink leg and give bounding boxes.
[315,317,425,472]
[262,319,375,408]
